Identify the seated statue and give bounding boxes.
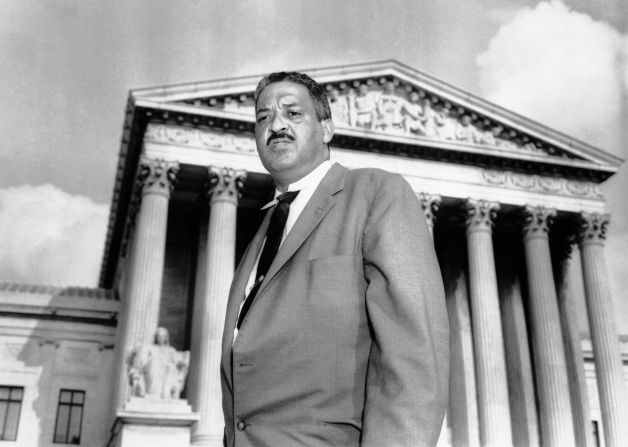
[128,327,190,399]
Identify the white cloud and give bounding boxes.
[0,184,108,287]
[476,0,625,155]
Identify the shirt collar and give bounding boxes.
[261,160,332,210]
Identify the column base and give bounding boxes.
[107,397,199,447]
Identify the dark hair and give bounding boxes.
[254,71,331,121]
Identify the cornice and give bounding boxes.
[0,282,115,300]
[99,96,147,287]
[0,282,118,326]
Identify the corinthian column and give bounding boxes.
[465,199,513,447]
[418,193,449,446]
[189,166,246,447]
[578,212,628,447]
[114,158,179,409]
[554,237,594,447]
[522,205,575,447]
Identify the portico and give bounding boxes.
[101,61,627,447]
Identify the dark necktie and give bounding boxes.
[236,190,300,329]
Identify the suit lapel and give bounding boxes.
[229,209,272,316]
[255,163,347,298]
[221,208,272,381]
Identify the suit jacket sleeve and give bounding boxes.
[360,174,449,447]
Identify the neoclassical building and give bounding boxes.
[1,61,627,447]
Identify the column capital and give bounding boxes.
[522,205,556,241]
[137,158,179,198]
[418,193,441,231]
[578,212,610,247]
[207,166,247,205]
[465,199,499,234]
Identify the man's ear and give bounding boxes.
[321,119,334,144]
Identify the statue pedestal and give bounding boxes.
[108,397,199,447]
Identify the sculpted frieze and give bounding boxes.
[565,180,590,196]
[482,169,603,199]
[537,176,563,194]
[145,124,256,153]
[511,172,536,189]
[197,79,564,158]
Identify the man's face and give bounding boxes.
[255,81,333,188]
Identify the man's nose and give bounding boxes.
[270,113,287,132]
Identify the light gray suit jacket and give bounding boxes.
[221,163,449,447]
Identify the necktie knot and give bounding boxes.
[276,190,299,205]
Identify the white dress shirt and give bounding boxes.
[233,160,333,340]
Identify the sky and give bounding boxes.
[0,0,626,331]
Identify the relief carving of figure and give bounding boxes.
[490,125,518,151]
[521,141,545,155]
[401,92,427,135]
[329,89,350,126]
[497,138,518,151]
[479,125,499,145]
[420,98,442,138]
[435,106,456,140]
[128,327,190,399]
[350,84,377,129]
[376,81,404,132]
[455,115,479,143]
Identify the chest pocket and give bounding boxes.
[305,254,360,315]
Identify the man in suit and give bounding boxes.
[221,72,449,447]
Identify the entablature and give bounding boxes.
[142,124,607,215]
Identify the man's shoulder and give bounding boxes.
[339,164,410,191]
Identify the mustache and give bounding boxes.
[267,130,295,146]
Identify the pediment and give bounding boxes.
[131,60,622,178]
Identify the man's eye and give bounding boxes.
[256,116,269,123]
[288,111,301,117]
